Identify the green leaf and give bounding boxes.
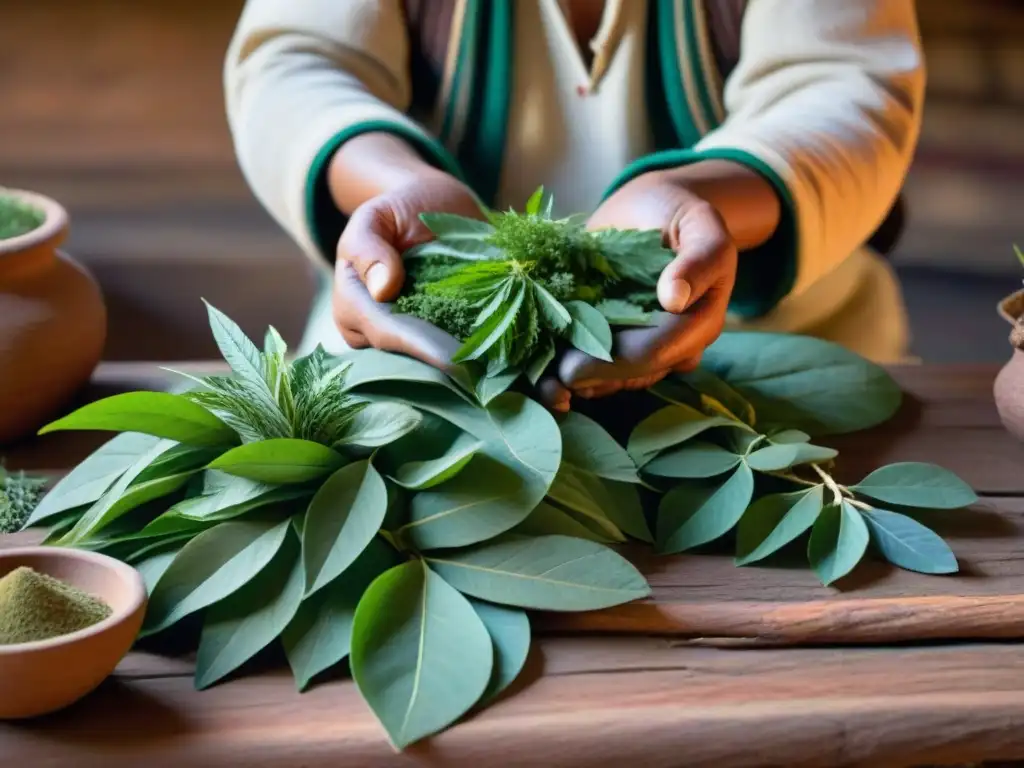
[524,186,544,216]
[25,432,163,527]
[678,367,757,426]
[746,443,838,472]
[195,528,305,690]
[594,299,655,327]
[264,325,288,359]
[657,463,755,553]
[400,455,534,549]
[628,404,741,466]
[390,434,483,490]
[851,463,978,509]
[427,535,650,611]
[559,411,639,483]
[135,548,180,594]
[512,501,616,543]
[419,212,495,240]
[351,560,493,749]
[283,537,398,691]
[700,332,902,435]
[592,229,673,287]
[545,465,627,543]
[476,368,520,406]
[404,239,504,262]
[142,518,291,636]
[57,439,182,544]
[470,599,530,702]
[203,299,266,387]
[524,342,556,385]
[341,348,474,402]
[600,478,654,544]
[455,281,528,364]
[769,429,811,444]
[302,461,388,596]
[532,283,572,331]
[38,392,238,447]
[168,472,311,522]
[861,508,958,575]
[134,444,225,483]
[208,438,345,484]
[335,402,422,448]
[643,442,741,479]
[565,300,613,361]
[807,502,870,586]
[735,487,824,565]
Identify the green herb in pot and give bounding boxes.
[0,196,45,240]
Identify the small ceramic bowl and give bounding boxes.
[0,547,147,719]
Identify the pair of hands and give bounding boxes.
[332,170,738,411]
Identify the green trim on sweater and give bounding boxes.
[602,147,798,319]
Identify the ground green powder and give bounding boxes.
[0,567,112,645]
[0,196,44,240]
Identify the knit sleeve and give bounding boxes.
[607,0,925,318]
[224,0,461,263]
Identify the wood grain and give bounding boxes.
[5,637,1024,767]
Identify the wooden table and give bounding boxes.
[5,362,1024,767]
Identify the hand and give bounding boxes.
[331,172,483,370]
[558,170,740,399]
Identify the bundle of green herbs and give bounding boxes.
[395,187,671,381]
[19,200,979,748]
[0,467,47,534]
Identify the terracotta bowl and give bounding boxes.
[995,290,1024,442]
[0,547,146,719]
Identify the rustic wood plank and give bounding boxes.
[4,637,1024,767]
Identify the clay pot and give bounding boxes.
[994,290,1024,441]
[0,546,147,719]
[0,188,106,445]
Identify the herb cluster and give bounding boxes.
[395,187,672,381]
[0,467,47,534]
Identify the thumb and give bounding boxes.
[657,201,735,314]
[336,203,407,302]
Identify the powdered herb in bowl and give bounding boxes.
[0,566,112,645]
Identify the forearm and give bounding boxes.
[655,159,781,250]
[327,133,451,216]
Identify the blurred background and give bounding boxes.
[0,0,1021,363]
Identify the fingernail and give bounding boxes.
[366,263,389,299]
[659,278,691,314]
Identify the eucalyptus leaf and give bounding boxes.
[735,487,824,566]
[135,548,180,594]
[546,465,627,543]
[525,342,556,385]
[861,508,958,575]
[594,299,655,327]
[168,472,311,522]
[566,301,613,362]
[746,443,838,472]
[700,332,902,435]
[341,348,474,402]
[656,463,755,553]
[769,429,811,445]
[426,535,650,611]
[302,461,388,596]
[195,528,305,690]
[390,433,483,490]
[335,402,422,448]
[134,444,226,484]
[283,537,398,691]
[476,368,520,405]
[38,392,238,447]
[628,404,741,467]
[643,442,741,479]
[677,367,757,426]
[351,560,493,749]
[559,411,639,483]
[208,438,345,484]
[807,502,870,586]
[851,463,978,510]
[512,501,616,543]
[471,599,530,702]
[142,518,291,636]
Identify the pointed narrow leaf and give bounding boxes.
[404,239,504,262]
[209,438,345,484]
[680,367,757,426]
[169,472,311,522]
[861,508,958,574]
[746,443,838,472]
[471,599,530,702]
[565,301,613,361]
[418,212,495,240]
[203,300,266,386]
[644,442,741,479]
[513,501,616,543]
[808,502,870,586]
[195,530,305,689]
[351,561,493,749]
[852,463,978,509]
[769,429,811,444]
[628,405,741,466]
[400,455,533,549]
[38,392,237,447]
[546,465,625,541]
[525,342,556,385]
[336,402,422,448]
[735,487,824,565]
[303,461,388,595]
[142,518,290,636]
[657,464,755,553]
[476,368,520,406]
[390,434,483,490]
[283,537,398,691]
[532,283,572,331]
[559,411,639,483]
[135,548,180,594]
[426,535,650,611]
[524,187,544,216]
[453,282,527,364]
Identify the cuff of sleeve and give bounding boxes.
[304,120,466,263]
[602,148,798,319]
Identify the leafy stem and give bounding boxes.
[811,463,850,505]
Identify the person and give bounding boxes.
[224,0,924,410]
